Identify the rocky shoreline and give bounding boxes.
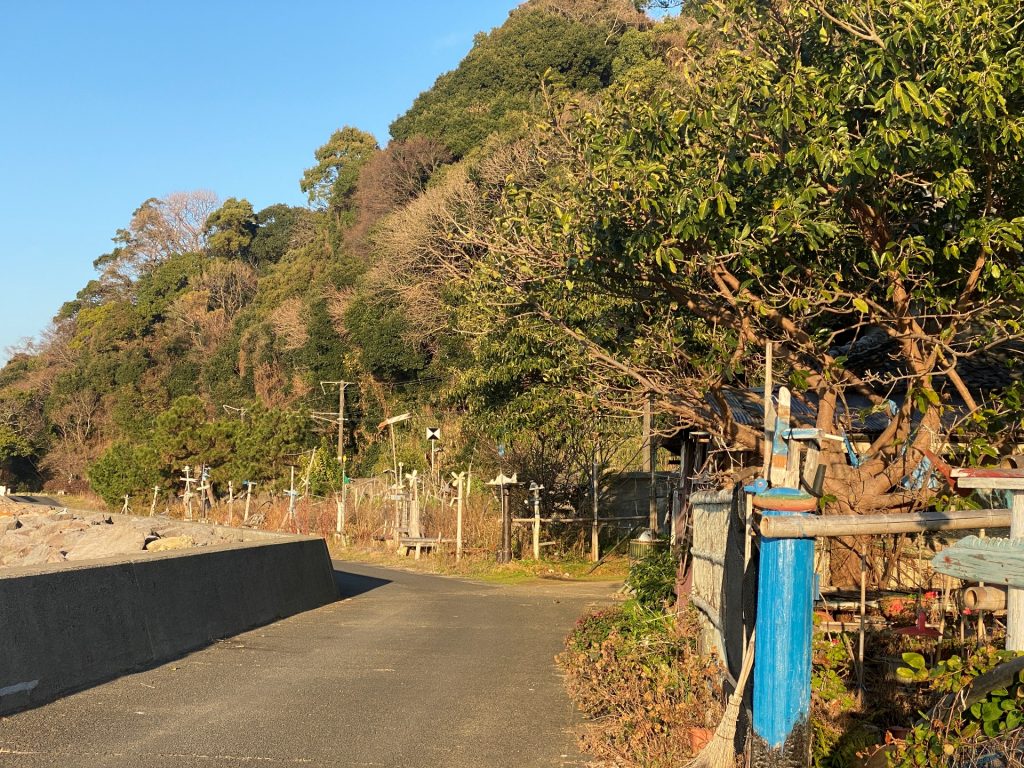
[0,497,252,568]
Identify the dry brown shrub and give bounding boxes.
[269,298,309,351]
[955,728,1024,767]
[324,286,357,336]
[559,604,725,768]
[253,362,290,408]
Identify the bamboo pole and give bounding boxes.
[760,508,1010,539]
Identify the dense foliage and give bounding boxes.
[0,0,1021,531]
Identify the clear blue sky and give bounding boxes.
[0,0,523,362]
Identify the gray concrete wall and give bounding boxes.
[0,537,338,714]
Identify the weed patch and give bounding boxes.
[558,601,724,767]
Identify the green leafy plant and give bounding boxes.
[889,647,1024,766]
[625,546,676,609]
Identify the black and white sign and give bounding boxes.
[426,427,441,441]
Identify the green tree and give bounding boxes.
[300,127,379,213]
[204,198,258,262]
[390,2,647,156]
[249,204,307,266]
[461,0,1024,525]
[87,442,162,507]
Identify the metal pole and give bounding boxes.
[532,483,542,560]
[456,472,464,562]
[644,392,657,532]
[500,482,512,563]
[591,457,600,563]
[227,481,234,525]
[288,466,297,524]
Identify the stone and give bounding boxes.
[145,536,195,552]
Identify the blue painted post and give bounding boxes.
[751,486,817,767]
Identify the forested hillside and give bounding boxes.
[1,0,1022,517]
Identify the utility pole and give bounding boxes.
[315,381,350,466]
[316,381,351,538]
[378,413,412,542]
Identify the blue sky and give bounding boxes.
[0,0,523,361]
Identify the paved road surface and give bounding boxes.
[0,562,617,767]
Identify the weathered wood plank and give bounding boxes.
[953,468,1024,490]
[932,536,1024,588]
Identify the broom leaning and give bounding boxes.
[686,631,756,768]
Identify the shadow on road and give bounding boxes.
[333,568,391,599]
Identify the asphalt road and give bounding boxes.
[0,562,617,767]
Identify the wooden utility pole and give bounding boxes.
[315,381,350,466]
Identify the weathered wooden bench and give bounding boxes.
[398,536,454,559]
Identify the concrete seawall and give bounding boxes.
[0,536,338,714]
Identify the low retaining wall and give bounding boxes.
[0,536,337,714]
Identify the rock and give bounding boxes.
[64,526,147,561]
[4,543,59,567]
[145,536,195,552]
